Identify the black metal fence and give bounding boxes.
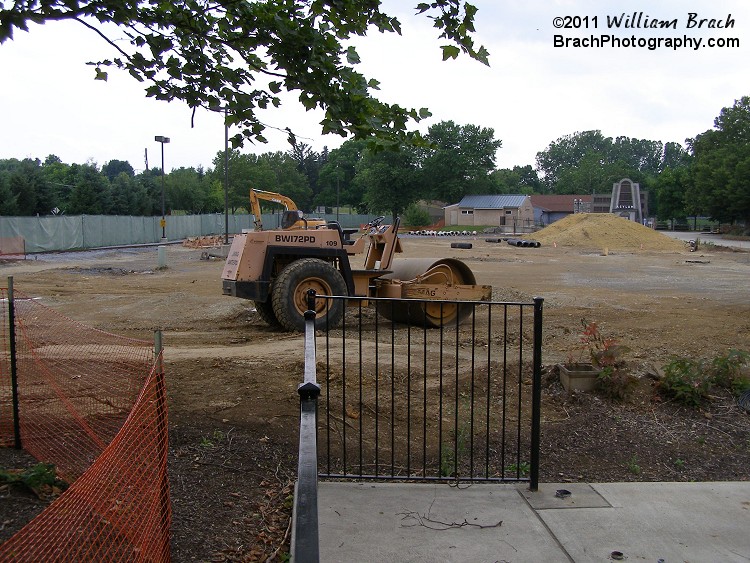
[313,294,543,489]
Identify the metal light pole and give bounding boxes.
[336,170,340,222]
[154,135,170,241]
[210,106,230,245]
[223,107,229,245]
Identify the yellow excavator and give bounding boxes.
[249,188,327,231]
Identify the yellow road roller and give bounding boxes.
[222,216,491,331]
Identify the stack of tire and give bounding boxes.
[506,238,541,248]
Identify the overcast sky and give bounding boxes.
[1,1,748,173]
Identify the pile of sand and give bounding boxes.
[530,214,687,252]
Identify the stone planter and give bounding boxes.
[559,363,601,392]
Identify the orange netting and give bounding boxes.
[0,288,171,561]
[0,289,13,446]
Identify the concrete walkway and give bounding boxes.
[318,481,750,562]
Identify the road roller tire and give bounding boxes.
[272,258,347,332]
[254,300,281,328]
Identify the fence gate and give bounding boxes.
[313,295,543,489]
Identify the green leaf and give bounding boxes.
[94,67,108,81]
[346,46,360,65]
[441,45,460,61]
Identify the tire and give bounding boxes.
[271,258,347,332]
[254,300,280,328]
[451,242,472,249]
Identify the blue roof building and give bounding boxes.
[444,194,535,233]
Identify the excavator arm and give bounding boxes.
[250,188,301,231]
[249,188,326,231]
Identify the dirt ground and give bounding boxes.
[1,222,749,561]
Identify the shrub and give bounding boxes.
[660,349,750,406]
[402,204,432,228]
[711,349,750,394]
[597,367,638,401]
[660,357,713,406]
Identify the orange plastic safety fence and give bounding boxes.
[0,289,171,561]
[0,288,12,446]
[0,360,171,562]
[2,291,154,482]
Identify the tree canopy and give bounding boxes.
[1,1,488,148]
[417,120,501,201]
[689,96,750,225]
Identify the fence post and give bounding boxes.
[153,330,171,553]
[529,297,544,491]
[7,276,21,449]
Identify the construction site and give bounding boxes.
[1,213,749,561]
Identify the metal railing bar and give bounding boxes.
[501,304,508,478]
[341,302,347,477]
[485,304,492,479]
[422,310,428,479]
[530,297,544,491]
[358,300,364,477]
[515,305,524,478]
[293,300,321,563]
[374,300,380,478]
[453,307,459,480]
[438,303,444,478]
[469,305,476,481]
[391,310,396,475]
[406,321,412,478]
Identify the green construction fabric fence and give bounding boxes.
[0,213,378,253]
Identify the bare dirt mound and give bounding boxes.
[529,213,687,252]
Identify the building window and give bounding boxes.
[505,210,513,215]
[461,210,474,215]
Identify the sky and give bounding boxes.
[1,1,749,174]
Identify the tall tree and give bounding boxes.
[418,121,501,203]
[653,166,691,221]
[536,130,685,194]
[102,159,135,182]
[7,158,54,215]
[555,152,636,195]
[166,167,211,214]
[490,165,540,194]
[536,131,611,190]
[355,147,419,221]
[0,171,19,215]
[288,142,323,199]
[689,96,750,227]
[662,142,692,170]
[41,156,73,211]
[1,1,488,148]
[611,136,663,176]
[317,139,368,210]
[67,163,111,214]
[259,152,312,210]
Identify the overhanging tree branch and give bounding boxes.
[1,0,490,147]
